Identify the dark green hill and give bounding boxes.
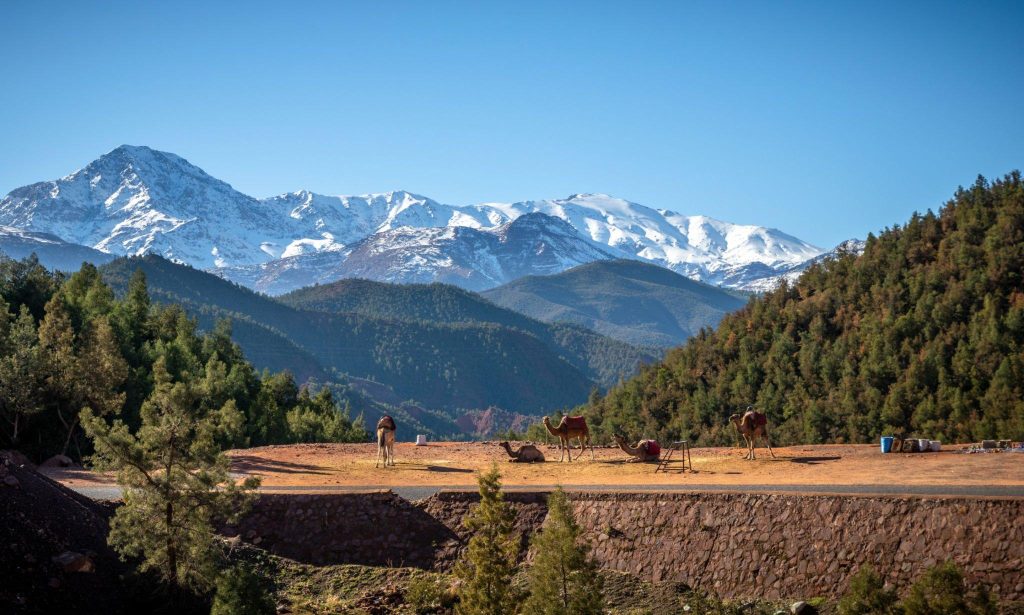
[280,277,657,386]
[585,173,1024,446]
[100,256,602,414]
[481,259,748,348]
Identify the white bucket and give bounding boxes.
[415,434,427,446]
[929,440,941,452]
[918,439,931,451]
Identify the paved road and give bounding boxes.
[68,482,1024,502]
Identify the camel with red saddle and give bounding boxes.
[729,407,775,460]
[612,434,661,462]
[542,415,595,462]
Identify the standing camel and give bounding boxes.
[499,441,545,463]
[375,415,396,468]
[542,416,595,462]
[612,434,661,462]
[728,409,775,460]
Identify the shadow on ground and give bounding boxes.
[230,455,331,475]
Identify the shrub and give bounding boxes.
[211,567,276,615]
[407,574,456,614]
[901,561,996,615]
[838,565,899,615]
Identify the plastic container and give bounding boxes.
[880,436,894,453]
[918,439,931,452]
[929,440,941,452]
[415,434,427,446]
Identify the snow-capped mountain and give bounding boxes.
[219,212,618,294]
[0,225,114,271]
[0,145,827,293]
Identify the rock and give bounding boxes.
[47,577,61,589]
[3,475,19,488]
[40,454,75,468]
[51,551,95,573]
[791,601,817,615]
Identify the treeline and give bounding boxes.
[585,173,1024,445]
[0,256,367,462]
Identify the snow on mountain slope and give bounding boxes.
[218,212,617,294]
[0,225,115,271]
[0,145,826,293]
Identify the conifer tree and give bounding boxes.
[455,464,519,615]
[523,488,603,615]
[0,305,43,446]
[82,356,258,592]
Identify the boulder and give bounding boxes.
[40,454,76,468]
[791,602,818,615]
[51,551,95,573]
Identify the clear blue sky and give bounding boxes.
[1,1,1021,247]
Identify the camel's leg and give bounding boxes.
[558,438,565,462]
[565,437,573,462]
[376,436,382,468]
[743,434,754,460]
[763,431,776,458]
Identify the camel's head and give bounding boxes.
[542,416,551,426]
[612,433,626,445]
[498,441,510,449]
[728,413,741,425]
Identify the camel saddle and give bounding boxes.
[377,415,396,431]
[639,440,661,457]
[749,412,767,427]
[562,416,588,431]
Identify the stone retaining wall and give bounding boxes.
[226,491,1024,601]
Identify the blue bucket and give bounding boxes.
[880,436,894,453]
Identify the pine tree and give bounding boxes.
[81,356,258,592]
[0,305,43,446]
[523,488,603,615]
[455,464,520,615]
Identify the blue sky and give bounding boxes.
[1,1,1021,248]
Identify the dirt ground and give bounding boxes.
[48,441,1024,492]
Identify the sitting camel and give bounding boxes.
[729,409,775,460]
[499,441,545,463]
[375,415,396,468]
[612,434,661,462]
[542,416,595,462]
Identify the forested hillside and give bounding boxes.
[280,277,658,384]
[0,256,368,462]
[585,174,1024,445]
[100,256,640,413]
[482,259,748,348]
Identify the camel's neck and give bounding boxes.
[543,422,563,437]
[501,444,518,458]
[616,440,638,455]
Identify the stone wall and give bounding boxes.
[226,491,1024,601]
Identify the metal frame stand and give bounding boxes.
[655,440,693,473]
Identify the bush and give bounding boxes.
[211,567,276,615]
[901,561,996,615]
[838,565,899,615]
[406,575,456,614]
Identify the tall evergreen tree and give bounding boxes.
[81,357,258,592]
[455,464,520,615]
[523,488,603,615]
[0,305,43,446]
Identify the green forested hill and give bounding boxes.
[279,277,657,386]
[100,256,635,414]
[481,259,748,348]
[585,173,1024,445]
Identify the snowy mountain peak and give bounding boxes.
[0,146,827,293]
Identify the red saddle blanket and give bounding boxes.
[639,440,661,457]
[562,416,588,430]
[751,412,767,427]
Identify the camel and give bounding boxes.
[729,409,775,460]
[612,434,661,462]
[375,415,396,468]
[499,441,545,463]
[542,416,595,462]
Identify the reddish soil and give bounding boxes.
[47,442,1024,492]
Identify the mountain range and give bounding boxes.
[0,145,829,294]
